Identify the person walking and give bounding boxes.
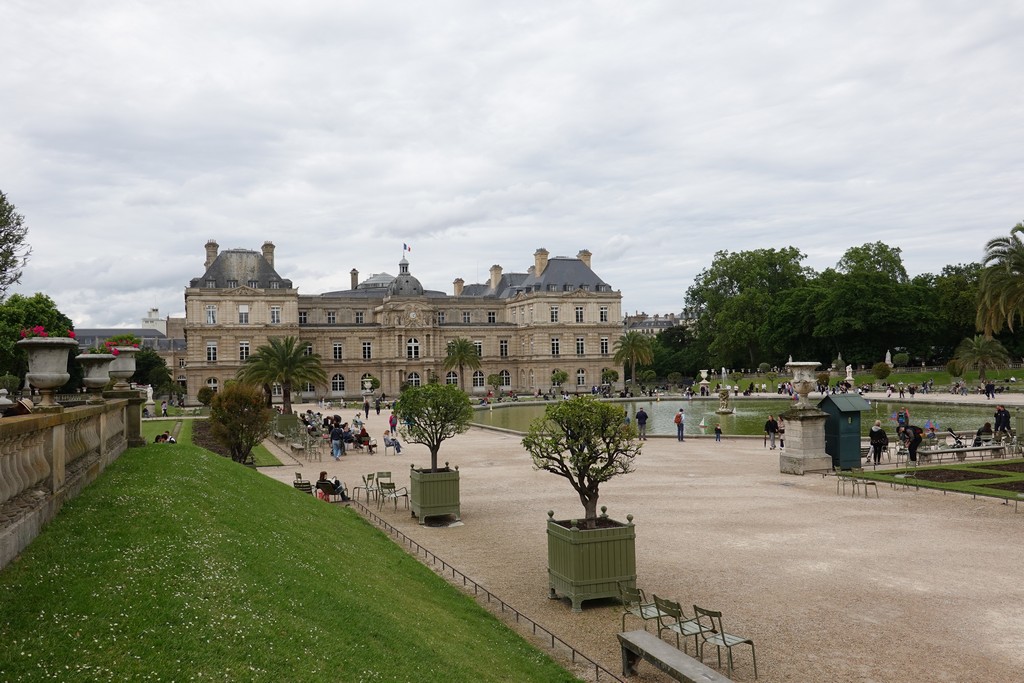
[388,412,398,435]
[674,408,685,441]
[764,415,779,450]
[330,422,345,459]
[636,407,649,440]
[363,399,371,419]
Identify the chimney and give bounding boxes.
[261,241,275,267]
[534,248,549,277]
[577,249,592,269]
[350,269,359,290]
[453,278,464,296]
[204,239,219,269]
[489,265,502,290]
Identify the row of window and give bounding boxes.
[202,367,597,392]
[204,304,613,326]
[205,279,283,289]
[206,336,612,363]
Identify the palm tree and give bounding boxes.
[236,336,327,415]
[443,338,481,392]
[977,223,1024,335]
[612,331,654,387]
[954,335,1010,381]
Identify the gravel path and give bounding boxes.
[264,395,1024,682]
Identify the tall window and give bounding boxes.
[299,311,308,324]
[270,280,280,289]
[407,338,420,360]
[237,304,249,324]
[303,382,314,393]
[472,371,485,388]
[575,306,584,323]
[304,343,313,356]
[239,341,249,361]
[226,279,238,288]
[270,306,281,324]
[247,279,259,288]
[499,370,511,387]
[599,306,609,323]
[462,311,471,324]
[407,372,421,387]
[333,342,343,360]
[362,341,372,360]
[600,337,609,355]
[205,279,216,288]
[473,341,483,357]
[499,339,509,357]
[272,384,282,397]
[576,337,585,355]
[331,374,345,392]
[487,311,496,323]
[205,305,217,324]
[355,311,364,324]
[206,341,217,362]
[550,306,559,323]
[550,338,560,356]
[437,311,446,324]
[445,371,458,385]
[577,369,587,386]
[327,311,336,324]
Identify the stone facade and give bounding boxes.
[182,241,624,404]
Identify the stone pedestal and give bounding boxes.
[778,406,831,474]
[103,388,146,447]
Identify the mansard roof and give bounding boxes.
[189,249,292,289]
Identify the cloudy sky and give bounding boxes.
[1,1,1021,328]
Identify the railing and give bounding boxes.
[0,397,141,571]
[352,501,624,682]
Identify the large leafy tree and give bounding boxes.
[0,293,74,379]
[443,337,480,392]
[522,396,642,523]
[134,347,170,390]
[209,382,274,464]
[612,331,653,386]
[0,191,31,299]
[976,223,1024,335]
[685,247,811,367]
[954,335,1010,381]
[394,383,474,472]
[236,336,327,415]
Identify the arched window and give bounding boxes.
[499,370,511,387]
[407,372,421,387]
[406,338,420,360]
[331,374,345,392]
[472,370,485,388]
[206,377,219,392]
[576,369,587,386]
[445,371,458,385]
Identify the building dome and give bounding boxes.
[387,257,425,297]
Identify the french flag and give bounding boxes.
[403,243,411,252]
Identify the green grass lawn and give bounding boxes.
[0,440,578,682]
[859,458,1024,500]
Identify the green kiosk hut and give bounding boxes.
[818,394,871,470]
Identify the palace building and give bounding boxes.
[182,241,624,405]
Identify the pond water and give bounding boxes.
[471,398,1017,438]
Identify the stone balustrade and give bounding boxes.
[0,396,141,570]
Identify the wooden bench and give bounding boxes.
[617,630,731,682]
[921,445,1006,463]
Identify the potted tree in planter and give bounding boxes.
[522,395,642,612]
[395,383,473,525]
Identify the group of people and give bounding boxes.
[764,415,785,449]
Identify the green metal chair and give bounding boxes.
[377,481,409,511]
[652,594,704,654]
[692,605,757,679]
[618,582,661,632]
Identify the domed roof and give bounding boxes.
[387,257,424,297]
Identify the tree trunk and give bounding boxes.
[429,446,440,472]
[581,493,599,521]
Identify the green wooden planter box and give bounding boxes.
[547,507,636,612]
[409,465,460,524]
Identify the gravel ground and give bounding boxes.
[264,394,1024,683]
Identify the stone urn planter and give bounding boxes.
[108,347,139,390]
[76,353,116,403]
[17,336,78,410]
[409,464,460,524]
[546,507,636,612]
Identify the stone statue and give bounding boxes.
[885,349,892,366]
[845,364,854,381]
[146,386,154,403]
[715,389,734,414]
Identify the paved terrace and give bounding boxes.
[262,392,1024,682]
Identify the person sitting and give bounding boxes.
[162,430,176,444]
[358,426,376,454]
[315,471,349,502]
[382,431,402,454]
[974,422,994,447]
